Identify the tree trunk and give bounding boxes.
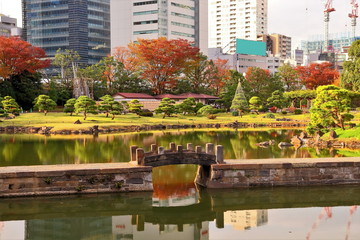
[112,115,115,120]
[44,110,47,116]
[84,111,87,120]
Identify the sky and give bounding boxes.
[0,0,355,49]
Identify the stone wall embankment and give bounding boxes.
[198,157,360,188]
[0,163,153,197]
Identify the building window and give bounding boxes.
[133,1,158,6]
[133,29,158,35]
[133,10,158,16]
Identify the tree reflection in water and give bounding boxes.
[1,129,360,166]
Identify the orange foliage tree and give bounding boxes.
[128,37,199,94]
[208,58,231,95]
[112,46,137,72]
[295,62,339,90]
[0,36,50,79]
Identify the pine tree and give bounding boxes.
[230,81,248,117]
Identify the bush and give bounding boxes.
[294,109,303,115]
[281,111,287,115]
[258,106,268,113]
[212,108,226,114]
[207,114,217,120]
[231,111,239,116]
[198,105,215,115]
[138,110,153,117]
[265,113,275,119]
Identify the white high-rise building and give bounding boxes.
[111,0,208,55]
[209,0,268,54]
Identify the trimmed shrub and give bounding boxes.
[198,105,215,115]
[281,111,287,115]
[207,114,217,119]
[138,109,154,117]
[231,111,239,116]
[294,109,303,115]
[265,113,275,119]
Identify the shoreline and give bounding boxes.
[0,120,308,135]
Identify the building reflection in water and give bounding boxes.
[224,210,268,230]
[112,216,209,240]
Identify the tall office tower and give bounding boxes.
[22,0,110,68]
[111,0,208,55]
[0,14,21,37]
[209,0,268,54]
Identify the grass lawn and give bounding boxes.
[323,127,360,141]
[0,112,311,131]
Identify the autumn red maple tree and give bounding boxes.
[128,37,199,94]
[208,58,231,95]
[295,62,339,90]
[0,36,50,80]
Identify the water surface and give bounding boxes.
[1,129,359,166]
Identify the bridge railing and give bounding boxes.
[130,143,224,167]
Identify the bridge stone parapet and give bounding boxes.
[130,143,224,167]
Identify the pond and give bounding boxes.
[1,130,359,239]
[1,129,360,166]
[0,176,359,240]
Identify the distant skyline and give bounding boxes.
[0,0,356,49]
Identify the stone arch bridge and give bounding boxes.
[130,142,224,167]
[130,142,224,187]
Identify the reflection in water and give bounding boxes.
[152,165,199,207]
[224,210,268,231]
[2,129,360,166]
[0,184,359,240]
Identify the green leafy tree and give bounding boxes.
[33,95,57,116]
[307,85,354,133]
[249,96,262,114]
[99,95,123,120]
[284,90,316,108]
[155,98,177,118]
[74,96,97,120]
[341,40,360,91]
[99,95,114,117]
[244,67,284,102]
[1,96,20,115]
[197,105,215,116]
[0,96,4,116]
[177,97,199,115]
[108,101,123,120]
[64,98,76,116]
[230,81,248,117]
[46,79,72,106]
[267,90,288,110]
[121,101,129,114]
[277,64,302,91]
[128,99,143,116]
[0,72,43,110]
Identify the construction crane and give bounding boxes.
[349,0,359,41]
[324,0,336,51]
